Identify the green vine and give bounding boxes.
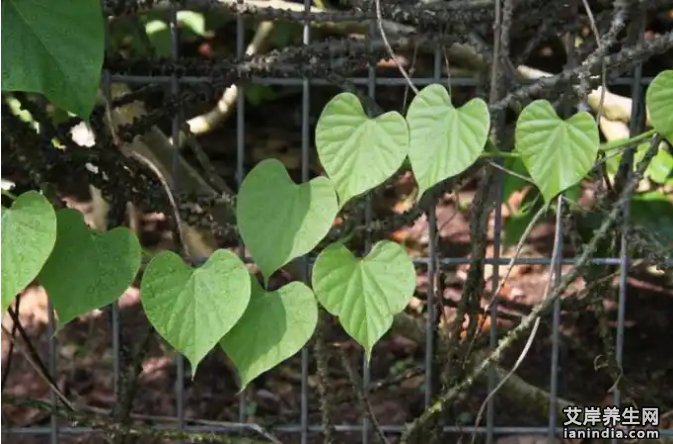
[2,1,673,442]
[4,61,673,381]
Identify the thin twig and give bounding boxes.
[401,42,419,112]
[1,294,21,390]
[180,124,232,194]
[314,311,337,444]
[442,46,452,96]
[487,160,536,185]
[1,316,74,411]
[338,346,391,444]
[489,0,503,105]
[463,202,548,360]
[574,0,614,200]
[81,403,282,443]
[373,0,419,94]
[128,151,187,254]
[3,395,273,444]
[581,0,606,119]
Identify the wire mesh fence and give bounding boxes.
[3,1,673,443]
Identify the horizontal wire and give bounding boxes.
[6,425,673,436]
[180,255,670,267]
[109,74,655,86]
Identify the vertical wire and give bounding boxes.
[104,66,122,406]
[486,136,503,442]
[424,48,441,410]
[362,18,376,444]
[300,1,311,442]
[486,56,504,444]
[614,11,645,416]
[486,188,503,444]
[100,1,121,402]
[486,1,503,438]
[111,284,121,399]
[47,301,58,444]
[548,16,578,439]
[169,5,185,434]
[548,198,563,441]
[235,0,247,423]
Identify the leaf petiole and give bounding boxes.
[599,128,656,152]
[479,150,521,159]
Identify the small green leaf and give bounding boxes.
[141,249,251,374]
[407,84,490,198]
[312,241,416,360]
[221,277,318,388]
[607,142,673,184]
[316,92,409,206]
[630,191,673,246]
[504,190,542,247]
[2,0,104,118]
[144,11,207,57]
[237,159,338,283]
[647,147,673,184]
[245,84,277,106]
[39,209,141,327]
[646,70,673,144]
[515,100,599,202]
[1,191,57,312]
[177,11,207,36]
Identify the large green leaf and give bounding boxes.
[406,84,490,198]
[39,209,141,326]
[2,0,104,118]
[646,70,673,144]
[1,191,57,312]
[141,249,250,374]
[515,100,599,202]
[316,92,409,206]
[221,277,317,388]
[237,159,338,283]
[312,241,416,360]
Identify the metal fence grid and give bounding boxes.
[3,1,672,443]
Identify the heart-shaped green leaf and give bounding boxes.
[515,100,599,202]
[39,209,141,327]
[237,159,338,283]
[2,0,104,118]
[141,249,251,374]
[220,277,318,388]
[316,92,409,206]
[646,69,673,144]
[407,84,490,198]
[1,191,57,312]
[312,241,416,360]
